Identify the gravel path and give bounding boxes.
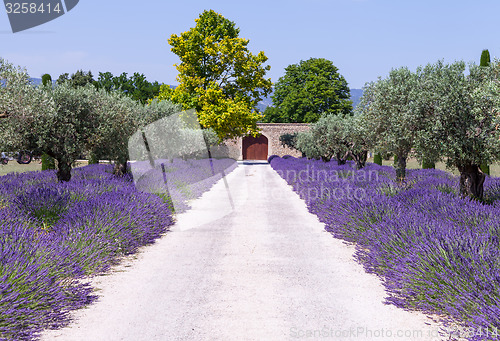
[41,163,443,341]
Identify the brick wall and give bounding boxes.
[221,123,310,160]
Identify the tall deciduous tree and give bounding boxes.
[263,58,352,123]
[156,9,272,140]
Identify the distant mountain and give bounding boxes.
[257,88,364,111]
[350,88,363,109]
[30,78,43,86]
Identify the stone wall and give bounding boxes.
[221,123,310,160]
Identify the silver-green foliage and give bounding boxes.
[296,114,350,163]
[0,58,54,153]
[357,59,500,198]
[359,67,419,179]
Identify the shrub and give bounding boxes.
[41,153,55,170]
[267,155,279,163]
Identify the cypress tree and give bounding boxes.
[41,153,55,170]
[40,74,57,170]
[422,158,435,169]
[41,73,52,86]
[480,49,491,176]
[480,49,490,67]
[88,152,99,164]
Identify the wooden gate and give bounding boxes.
[242,135,268,160]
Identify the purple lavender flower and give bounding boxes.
[0,158,236,340]
[270,156,500,340]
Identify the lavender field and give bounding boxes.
[270,156,500,341]
[0,159,236,341]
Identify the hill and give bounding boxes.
[350,88,363,108]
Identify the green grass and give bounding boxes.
[0,160,90,176]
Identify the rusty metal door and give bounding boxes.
[242,135,268,160]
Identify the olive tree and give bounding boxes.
[295,130,322,160]
[345,114,375,169]
[0,58,54,156]
[414,61,500,199]
[39,83,103,181]
[361,67,420,180]
[296,114,350,164]
[89,95,181,175]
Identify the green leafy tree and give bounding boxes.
[94,71,161,104]
[295,130,322,160]
[373,153,382,165]
[263,58,352,123]
[91,97,181,175]
[57,70,94,87]
[156,9,272,140]
[41,153,56,170]
[279,132,298,150]
[0,61,96,182]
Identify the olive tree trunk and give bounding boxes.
[395,152,408,182]
[113,156,129,176]
[352,150,368,169]
[56,159,72,182]
[335,152,347,165]
[457,164,486,200]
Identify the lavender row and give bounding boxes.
[0,159,236,340]
[270,156,500,341]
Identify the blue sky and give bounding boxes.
[1,0,499,89]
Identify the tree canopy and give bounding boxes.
[94,71,161,104]
[56,70,95,87]
[155,9,272,140]
[263,58,352,123]
[0,57,180,181]
[354,60,500,199]
[413,61,500,199]
[358,67,420,180]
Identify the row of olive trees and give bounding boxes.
[293,60,500,200]
[0,58,181,182]
[293,114,372,169]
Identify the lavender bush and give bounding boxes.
[0,159,236,340]
[271,156,500,341]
